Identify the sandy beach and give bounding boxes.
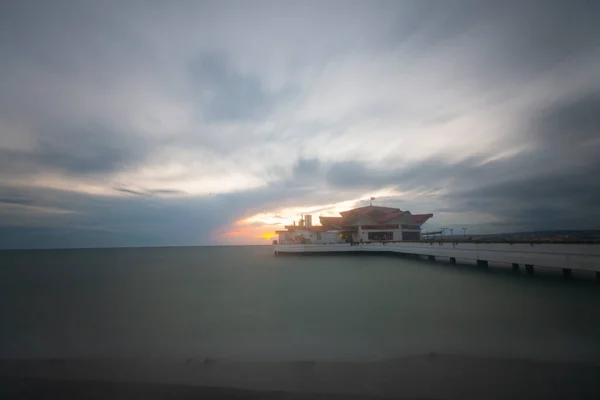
[2,354,599,399]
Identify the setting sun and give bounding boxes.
[258,232,277,240]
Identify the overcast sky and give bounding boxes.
[1,0,599,249]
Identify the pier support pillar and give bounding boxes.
[449,257,456,265]
[562,268,572,279]
[525,265,534,275]
[512,263,519,272]
[477,260,488,268]
[428,255,435,261]
[596,272,600,283]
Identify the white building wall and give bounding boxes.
[321,231,343,243]
[296,229,316,243]
[280,229,344,244]
[394,230,403,241]
[358,228,367,242]
[278,232,292,244]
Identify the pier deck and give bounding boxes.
[274,242,600,277]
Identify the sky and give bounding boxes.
[1,0,599,249]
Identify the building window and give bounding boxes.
[368,232,393,241]
[402,232,420,241]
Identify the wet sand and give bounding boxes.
[0,377,387,400]
[1,354,599,399]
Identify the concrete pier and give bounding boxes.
[274,242,600,276]
[562,268,572,279]
[525,265,534,275]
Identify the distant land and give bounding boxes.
[441,230,600,243]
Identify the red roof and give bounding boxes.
[339,206,406,224]
[339,205,400,217]
[319,216,344,228]
[412,214,433,225]
[319,206,433,228]
[376,211,406,223]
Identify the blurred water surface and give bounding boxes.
[1,245,599,362]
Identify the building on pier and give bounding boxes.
[276,205,433,244]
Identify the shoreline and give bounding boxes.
[2,354,599,399]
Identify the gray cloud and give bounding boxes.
[293,158,320,176]
[113,186,187,197]
[0,197,33,206]
[1,1,599,248]
[190,53,289,122]
[323,90,600,231]
[0,185,222,249]
[0,179,316,249]
[537,91,600,151]
[325,154,600,232]
[149,189,188,195]
[393,1,600,85]
[112,187,149,197]
[0,123,146,180]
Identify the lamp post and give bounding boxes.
[441,228,447,240]
[462,227,467,237]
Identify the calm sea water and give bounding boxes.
[1,246,599,362]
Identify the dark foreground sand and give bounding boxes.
[1,354,599,399]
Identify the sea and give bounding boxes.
[1,245,600,363]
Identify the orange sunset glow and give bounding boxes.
[218,221,282,245]
[259,232,278,240]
